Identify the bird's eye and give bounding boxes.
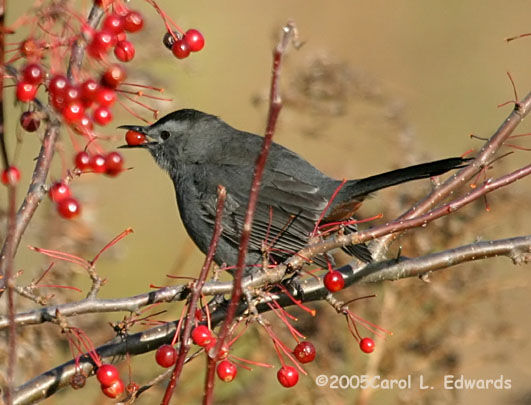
[160,130,171,140]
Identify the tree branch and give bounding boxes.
[0,5,105,291]
[10,233,529,404]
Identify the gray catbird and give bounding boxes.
[120,109,468,272]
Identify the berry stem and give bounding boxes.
[116,88,173,101]
[120,82,165,92]
[117,99,152,124]
[90,228,133,265]
[144,0,185,36]
[29,245,91,270]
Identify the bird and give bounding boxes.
[119,109,468,274]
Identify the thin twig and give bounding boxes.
[371,91,531,259]
[161,186,226,405]
[5,186,17,405]
[203,22,299,404]
[2,227,530,331]
[0,4,105,291]
[9,233,530,404]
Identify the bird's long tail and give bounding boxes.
[345,157,470,198]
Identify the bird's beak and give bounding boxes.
[118,124,146,133]
[117,125,153,149]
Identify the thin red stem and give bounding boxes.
[162,186,226,405]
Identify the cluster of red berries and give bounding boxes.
[48,150,124,219]
[162,29,205,59]
[271,340,318,388]
[191,325,236,382]
[96,364,124,399]
[49,181,80,219]
[15,63,127,131]
[88,10,144,62]
[74,150,124,176]
[15,7,143,132]
[47,65,125,131]
[16,63,44,102]
[154,326,238,382]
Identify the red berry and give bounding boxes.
[74,151,91,171]
[48,74,68,98]
[123,11,144,32]
[101,378,124,398]
[191,325,213,347]
[57,197,81,219]
[101,64,126,88]
[96,364,120,387]
[88,30,116,59]
[116,31,127,42]
[125,130,146,146]
[323,270,344,292]
[216,360,237,382]
[73,115,94,135]
[102,14,124,34]
[92,106,113,126]
[49,181,71,202]
[90,154,106,173]
[80,79,100,106]
[184,29,205,52]
[16,81,37,102]
[95,86,116,106]
[277,366,299,388]
[65,85,81,103]
[171,39,190,59]
[293,341,316,363]
[155,344,177,368]
[1,166,21,186]
[359,337,375,354]
[114,40,135,62]
[49,77,71,110]
[22,63,45,84]
[104,151,123,176]
[20,111,40,132]
[62,101,85,123]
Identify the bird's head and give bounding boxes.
[119,109,220,174]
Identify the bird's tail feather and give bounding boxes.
[345,157,470,198]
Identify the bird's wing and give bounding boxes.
[200,168,331,266]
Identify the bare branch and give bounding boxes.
[372,91,531,258]
[10,234,529,404]
[0,4,105,290]
[208,22,299,403]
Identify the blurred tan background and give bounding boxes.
[3,0,531,404]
